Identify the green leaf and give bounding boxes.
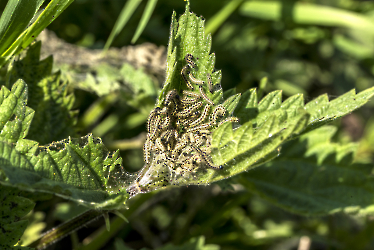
[6,41,77,144]
[20,0,74,50]
[239,125,374,216]
[303,88,374,134]
[0,0,74,67]
[160,2,222,106]
[208,113,309,183]
[131,0,158,44]
[0,82,131,209]
[0,79,34,143]
[0,185,35,249]
[2,134,131,210]
[222,93,241,115]
[234,87,374,137]
[0,0,44,56]
[222,88,236,100]
[127,1,374,199]
[104,0,142,51]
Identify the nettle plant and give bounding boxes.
[2,2,374,250]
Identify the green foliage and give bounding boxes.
[0,81,129,210]
[161,2,220,104]
[0,185,35,249]
[0,0,44,56]
[6,41,77,144]
[0,0,74,67]
[1,0,374,249]
[240,125,374,216]
[0,79,34,143]
[234,87,374,134]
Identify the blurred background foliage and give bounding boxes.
[2,0,374,249]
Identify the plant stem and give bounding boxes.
[28,209,105,250]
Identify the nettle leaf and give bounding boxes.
[146,2,311,187]
[222,93,241,115]
[125,1,374,194]
[0,185,35,249]
[207,113,309,183]
[0,79,34,143]
[234,87,374,137]
[0,81,132,209]
[6,41,77,144]
[239,125,374,216]
[160,2,223,106]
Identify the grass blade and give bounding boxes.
[0,0,74,68]
[104,0,142,51]
[205,0,243,35]
[131,0,158,44]
[0,0,44,55]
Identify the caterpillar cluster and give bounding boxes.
[127,54,239,196]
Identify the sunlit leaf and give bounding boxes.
[0,81,131,210]
[6,42,77,144]
[234,87,374,137]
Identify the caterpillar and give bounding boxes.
[199,86,214,106]
[177,101,203,118]
[185,53,197,69]
[210,105,226,124]
[148,115,161,140]
[147,107,160,133]
[172,139,188,159]
[155,138,166,152]
[190,134,204,147]
[186,122,213,133]
[190,104,210,127]
[188,72,205,86]
[164,89,178,107]
[181,65,194,90]
[182,90,201,99]
[198,129,212,136]
[143,138,153,164]
[218,117,240,127]
[180,96,200,106]
[161,129,178,150]
[159,114,170,130]
[168,99,178,116]
[191,144,222,170]
[206,73,213,93]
